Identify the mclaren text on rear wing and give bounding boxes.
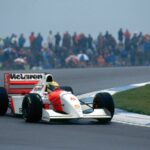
[4,73,45,94]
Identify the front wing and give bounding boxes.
[42,109,111,122]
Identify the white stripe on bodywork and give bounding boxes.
[11,95,24,114]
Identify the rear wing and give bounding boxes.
[4,73,45,94]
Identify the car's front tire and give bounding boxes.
[93,92,115,124]
[22,93,42,122]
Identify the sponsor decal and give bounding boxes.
[10,73,44,81]
[74,104,80,109]
[70,96,77,101]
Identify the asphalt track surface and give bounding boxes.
[0,67,150,150]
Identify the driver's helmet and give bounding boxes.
[47,81,60,92]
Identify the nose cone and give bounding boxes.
[60,92,83,118]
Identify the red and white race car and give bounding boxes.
[0,73,115,123]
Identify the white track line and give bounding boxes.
[77,82,150,128]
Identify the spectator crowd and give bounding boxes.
[0,28,150,70]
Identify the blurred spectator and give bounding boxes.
[47,30,54,49]
[62,32,71,49]
[78,33,87,51]
[104,52,116,67]
[144,35,150,65]
[0,38,4,49]
[11,34,18,49]
[36,33,43,51]
[55,32,61,47]
[4,37,11,48]
[1,29,150,70]
[124,29,131,40]
[18,33,26,49]
[41,44,52,69]
[136,41,144,65]
[72,32,78,49]
[87,34,93,50]
[96,32,104,53]
[118,28,123,43]
[120,46,128,66]
[29,32,36,51]
[97,55,105,67]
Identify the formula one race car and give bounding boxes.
[0,73,115,123]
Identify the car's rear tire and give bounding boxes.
[60,86,74,94]
[0,87,9,116]
[93,92,115,124]
[22,93,42,122]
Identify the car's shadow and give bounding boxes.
[4,113,113,126]
[4,106,115,126]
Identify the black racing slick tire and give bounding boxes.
[93,92,115,123]
[22,93,42,122]
[60,86,74,94]
[0,87,9,116]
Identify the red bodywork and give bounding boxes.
[48,89,64,112]
[4,73,39,95]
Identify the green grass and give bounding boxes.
[113,84,150,115]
